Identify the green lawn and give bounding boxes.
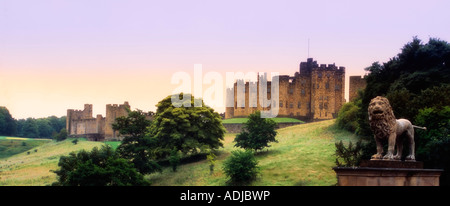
[222,117,304,124]
[148,119,357,186]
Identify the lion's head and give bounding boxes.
[368,96,396,139]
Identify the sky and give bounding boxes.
[1,0,450,119]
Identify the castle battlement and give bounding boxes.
[67,101,130,141]
[225,58,346,120]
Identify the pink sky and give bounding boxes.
[1,0,450,119]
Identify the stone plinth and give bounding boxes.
[333,160,443,186]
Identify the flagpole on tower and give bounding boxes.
[308,38,310,58]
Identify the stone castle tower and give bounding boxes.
[66,102,132,141]
[225,58,346,120]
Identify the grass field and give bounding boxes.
[0,119,357,186]
[222,117,304,124]
[0,136,52,159]
[0,138,105,186]
[147,119,358,186]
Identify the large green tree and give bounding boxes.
[112,109,160,174]
[0,106,16,136]
[234,111,278,152]
[148,93,226,157]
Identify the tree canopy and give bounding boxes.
[148,93,226,157]
[234,110,278,152]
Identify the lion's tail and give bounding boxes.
[413,125,427,130]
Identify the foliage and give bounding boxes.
[358,37,450,138]
[335,140,363,167]
[414,106,450,185]
[71,138,79,145]
[335,100,361,133]
[222,150,260,185]
[234,111,278,152]
[54,128,68,142]
[422,137,450,186]
[341,37,450,162]
[169,148,181,172]
[52,145,150,186]
[112,109,160,174]
[0,106,17,136]
[206,149,217,175]
[14,116,66,139]
[148,93,226,157]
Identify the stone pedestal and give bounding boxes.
[333,160,443,186]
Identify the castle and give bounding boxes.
[225,58,364,120]
[66,101,152,141]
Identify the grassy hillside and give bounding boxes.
[0,138,105,186]
[0,136,52,159]
[148,119,358,186]
[0,119,357,186]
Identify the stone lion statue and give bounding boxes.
[368,96,425,161]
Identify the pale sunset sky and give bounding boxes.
[1,0,450,119]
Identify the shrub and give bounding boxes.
[336,101,361,133]
[52,145,150,186]
[223,150,259,185]
[169,149,181,172]
[335,140,363,167]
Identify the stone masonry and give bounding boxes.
[225,58,346,121]
[66,101,152,141]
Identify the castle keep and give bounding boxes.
[225,58,346,120]
[66,101,132,141]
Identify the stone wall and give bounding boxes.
[67,101,132,141]
[223,122,303,133]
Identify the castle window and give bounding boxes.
[297,102,301,109]
[318,72,322,78]
[317,84,320,89]
[290,102,293,108]
[280,102,283,108]
[324,103,328,109]
[301,89,305,95]
[319,96,323,100]
[289,88,294,94]
[335,84,341,91]
[325,82,330,89]
[319,103,323,110]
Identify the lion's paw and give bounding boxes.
[371,154,382,160]
[383,153,394,160]
[406,155,415,161]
